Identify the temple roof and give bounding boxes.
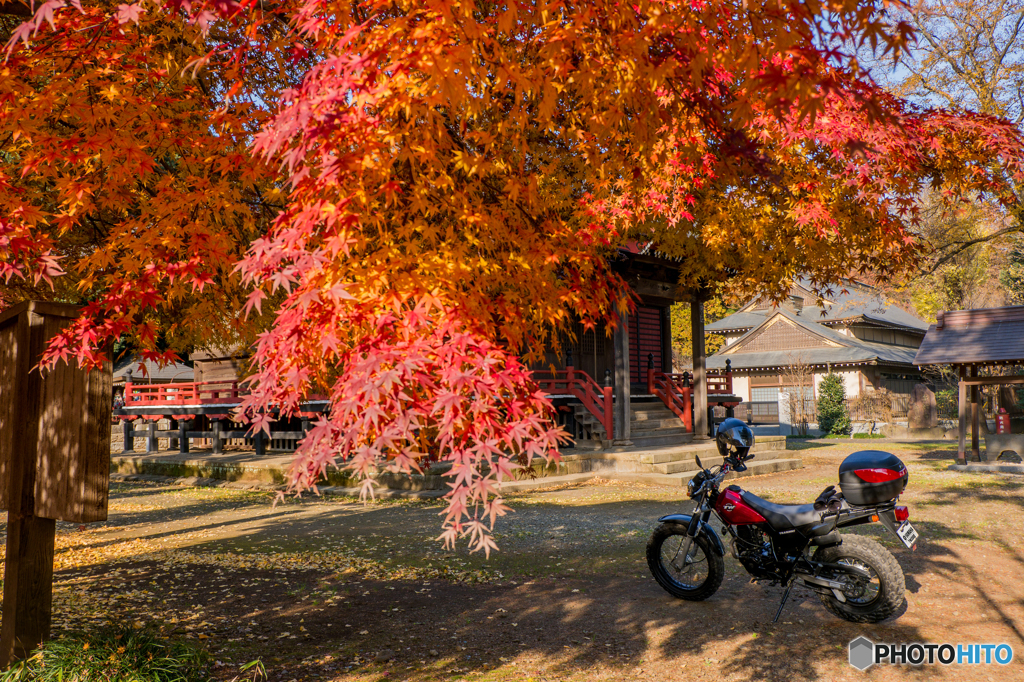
[914,306,1024,366]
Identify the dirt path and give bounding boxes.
[6,441,1024,681]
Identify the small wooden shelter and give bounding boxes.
[914,306,1024,464]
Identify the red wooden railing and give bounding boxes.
[124,380,246,406]
[647,370,693,432]
[645,358,735,432]
[706,366,734,395]
[532,366,614,440]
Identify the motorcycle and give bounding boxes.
[646,419,918,623]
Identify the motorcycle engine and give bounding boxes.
[731,526,778,579]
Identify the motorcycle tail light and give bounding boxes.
[895,506,910,522]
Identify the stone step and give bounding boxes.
[630,408,678,421]
[627,430,694,448]
[616,457,804,487]
[638,436,786,464]
[652,448,788,474]
[567,440,607,452]
[629,417,687,431]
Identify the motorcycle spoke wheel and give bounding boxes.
[814,534,906,624]
[662,535,709,587]
[646,522,724,601]
[836,558,881,605]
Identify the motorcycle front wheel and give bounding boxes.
[646,522,724,601]
[814,534,906,623]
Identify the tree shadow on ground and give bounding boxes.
[48,473,1024,682]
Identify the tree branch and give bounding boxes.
[927,221,1024,272]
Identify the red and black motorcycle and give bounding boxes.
[647,419,918,623]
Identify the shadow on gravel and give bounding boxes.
[46,463,1024,682]
[57,559,931,682]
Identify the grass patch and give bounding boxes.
[852,433,886,439]
[1,627,209,682]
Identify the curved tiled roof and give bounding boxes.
[708,308,920,371]
[113,355,194,384]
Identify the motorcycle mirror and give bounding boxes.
[695,454,703,470]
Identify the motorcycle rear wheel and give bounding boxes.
[814,534,906,623]
[647,522,724,601]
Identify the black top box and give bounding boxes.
[838,450,908,506]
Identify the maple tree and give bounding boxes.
[3,0,1024,551]
[865,0,1024,273]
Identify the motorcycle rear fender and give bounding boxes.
[657,514,726,556]
[834,506,901,537]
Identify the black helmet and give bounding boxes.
[716,417,754,459]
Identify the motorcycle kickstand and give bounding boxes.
[772,579,795,623]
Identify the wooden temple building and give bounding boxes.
[115,246,743,454]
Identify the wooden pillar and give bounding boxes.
[169,419,178,450]
[691,297,709,440]
[971,365,980,462]
[254,429,266,456]
[1,311,54,665]
[957,366,967,465]
[178,418,190,454]
[211,419,223,454]
[1,514,56,665]
[122,419,134,453]
[660,306,672,373]
[612,308,632,446]
[146,420,157,453]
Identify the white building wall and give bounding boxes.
[731,375,750,400]
[722,333,744,347]
[812,370,862,398]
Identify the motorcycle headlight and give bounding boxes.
[687,478,699,498]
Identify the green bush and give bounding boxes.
[0,627,209,682]
[817,372,852,436]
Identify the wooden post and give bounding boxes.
[254,429,266,456]
[146,420,157,453]
[691,297,709,440]
[169,418,178,450]
[0,302,111,666]
[122,418,134,453]
[971,365,980,462]
[612,308,632,446]
[660,306,672,373]
[211,419,223,454]
[178,418,190,454]
[957,366,967,465]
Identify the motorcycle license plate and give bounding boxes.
[896,521,919,549]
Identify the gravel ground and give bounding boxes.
[4,440,1024,682]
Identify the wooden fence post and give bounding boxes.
[0,302,111,666]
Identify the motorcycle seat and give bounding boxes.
[739,490,821,532]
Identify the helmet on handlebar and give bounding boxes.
[716,417,754,459]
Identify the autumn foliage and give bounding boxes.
[2,0,1022,550]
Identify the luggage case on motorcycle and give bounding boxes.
[838,450,908,506]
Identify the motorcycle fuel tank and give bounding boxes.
[714,488,766,525]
